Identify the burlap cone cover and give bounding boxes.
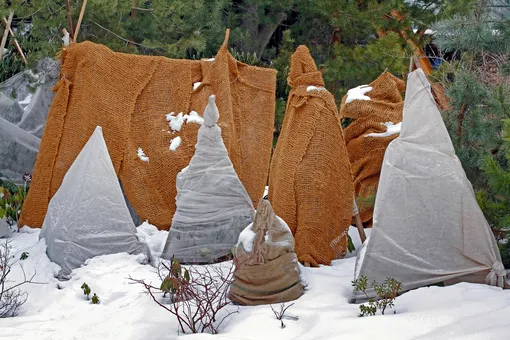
[229,199,305,305]
[268,45,354,267]
[19,41,276,230]
[340,72,405,227]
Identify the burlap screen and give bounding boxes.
[19,41,276,230]
[268,45,354,267]
[229,199,304,305]
[340,72,405,228]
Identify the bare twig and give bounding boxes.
[130,259,238,334]
[1,240,46,318]
[270,303,295,328]
[65,0,75,38]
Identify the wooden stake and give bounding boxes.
[65,0,75,39]
[222,28,230,49]
[354,212,367,244]
[0,11,13,60]
[352,198,367,243]
[74,0,88,42]
[2,16,27,64]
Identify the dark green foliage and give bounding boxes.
[81,283,91,300]
[20,252,28,260]
[352,275,403,317]
[433,0,510,266]
[478,119,510,266]
[91,293,99,304]
[347,235,355,253]
[0,174,30,227]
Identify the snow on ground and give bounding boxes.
[2,225,510,340]
[366,122,402,138]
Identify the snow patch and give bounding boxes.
[186,111,204,125]
[307,85,326,92]
[169,112,184,132]
[366,122,402,138]
[18,93,33,107]
[238,223,256,253]
[193,82,201,91]
[136,148,149,162]
[169,136,182,151]
[345,85,372,104]
[205,58,215,62]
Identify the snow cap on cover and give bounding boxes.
[204,94,219,127]
[40,126,149,278]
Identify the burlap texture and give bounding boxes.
[340,72,405,228]
[268,45,354,267]
[19,41,276,230]
[229,199,304,305]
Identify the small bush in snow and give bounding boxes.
[130,257,238,334]
[352,275,403,317]
[0,239,42,318]
[0,173,31,226]
[20,252,29,260]
[91,293,99,304]
[81,283,91,300]
[270,303,298,328]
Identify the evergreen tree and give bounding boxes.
[432,0,510,266]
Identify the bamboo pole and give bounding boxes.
[73,0,88,42]
[2,16,27,64]
[0,11,13,60]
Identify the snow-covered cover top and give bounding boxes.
[171,95,254,224]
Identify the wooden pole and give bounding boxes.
[354,213,367,243]
[65,0,75,39]
[74,0,88,42]
[353,198,367,243]
[222,28,230,49]
[0,11,13,60]
[1,16,27,64]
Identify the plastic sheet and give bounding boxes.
[0,58,58,184]
[161,95,255,263]
[351,69,505,302]
[40,126,150,278]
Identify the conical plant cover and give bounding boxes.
[340,72,405,228]
[161,95,255,264]
[351,69,506,302]
[229,199,305,305]
[40,126,149,278]
[268,45,354,266]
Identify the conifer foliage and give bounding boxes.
[432,0,510,266]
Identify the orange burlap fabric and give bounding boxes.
[340,72,405,227]
[268,45,354,267]
[19,41,276,230]
[229,199,304,305]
